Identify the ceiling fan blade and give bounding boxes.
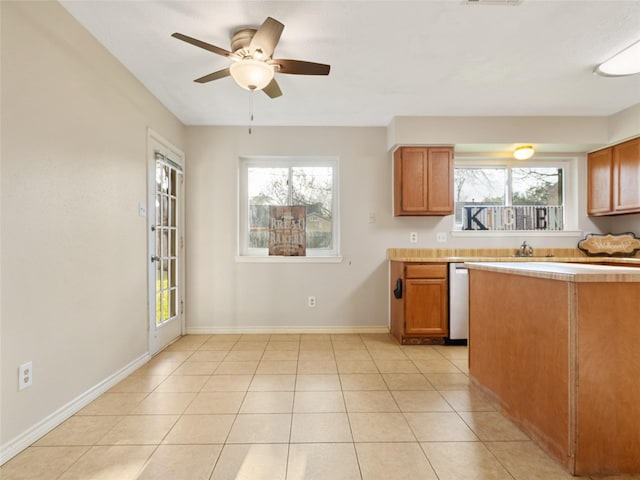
[194,68,230,83]
[249,17,284,59]
[272,59,330,75]
[263,78,283,98]
[172,32,231,57]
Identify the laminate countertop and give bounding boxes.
[387,248,640,266]
[465,261,640,283]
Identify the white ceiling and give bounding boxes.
[60,0,640,127]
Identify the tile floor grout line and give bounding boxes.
[205,335,242,480]
[4,334,612,480]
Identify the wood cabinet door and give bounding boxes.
[427,147,454,214]
[395,147,429,214]
[394,146,454,216]
[613,138,640,213]
[587,148,613,215]
[404,278,448,336]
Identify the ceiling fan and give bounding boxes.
[172,17,330,98]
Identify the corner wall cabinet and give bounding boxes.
[587,137,640,216]
[393,146,454,216]
[390,262,448,344]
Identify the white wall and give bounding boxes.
[0,1,185,458]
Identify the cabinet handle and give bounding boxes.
[393,278,403,299]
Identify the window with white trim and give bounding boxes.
[239,156,339,256]
[454,159,574,231]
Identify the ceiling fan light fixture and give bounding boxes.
[229,59,274,91]
[594,39,640,77]
[514,145,535,160]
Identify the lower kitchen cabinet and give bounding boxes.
[390,262,448,343]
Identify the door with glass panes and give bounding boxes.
[148,133,184,355]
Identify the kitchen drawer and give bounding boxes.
[405,264,447,279]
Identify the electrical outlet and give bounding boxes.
[437,232,447,242]
[409,232,418,243]
[19,362,33,391]
[308,296,317,308]
[368,212,376,224]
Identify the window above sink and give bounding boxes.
[453,157,578,233]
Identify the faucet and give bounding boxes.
[519,241,534,257]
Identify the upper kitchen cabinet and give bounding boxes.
[588,137,640,216]
[587,147,613,215]
[393,146,454,216]
[613,138,640,213]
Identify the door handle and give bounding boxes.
[151,255,160,263]
[393,278,403,299]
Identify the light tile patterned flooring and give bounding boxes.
[2,333,638,480]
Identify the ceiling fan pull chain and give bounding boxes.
[248,90,254,135]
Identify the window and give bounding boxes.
[454,160,569,231]
[239,156,339,257]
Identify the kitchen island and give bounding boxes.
[466,262,640,476]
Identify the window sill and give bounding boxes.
[235,256,344,264]
[451,230,583,238]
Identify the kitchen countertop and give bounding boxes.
[387,248,640,266]
[465,261,640,283]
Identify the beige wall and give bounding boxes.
[1,0,638,464]
[387,115,610,151]
[185,126,393,332]
[608,103,640,144]
[184,125,636,333]
[0,1,185,457]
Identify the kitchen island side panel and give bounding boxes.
[575,282,640,474]
[468,270,571,468]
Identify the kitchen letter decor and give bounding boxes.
[463,205,563,231]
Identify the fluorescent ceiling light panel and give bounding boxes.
[594,39,640,77]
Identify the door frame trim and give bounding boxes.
[147,128,186,355]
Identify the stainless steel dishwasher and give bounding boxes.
[447,263,469,345]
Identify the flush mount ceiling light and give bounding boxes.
[514,145,535,160]
[594,39,640,77]
[229,59,275,91]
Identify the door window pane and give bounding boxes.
[154,158,181,326]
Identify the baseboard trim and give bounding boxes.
[186,325,390,335]
[0,353,150,466]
